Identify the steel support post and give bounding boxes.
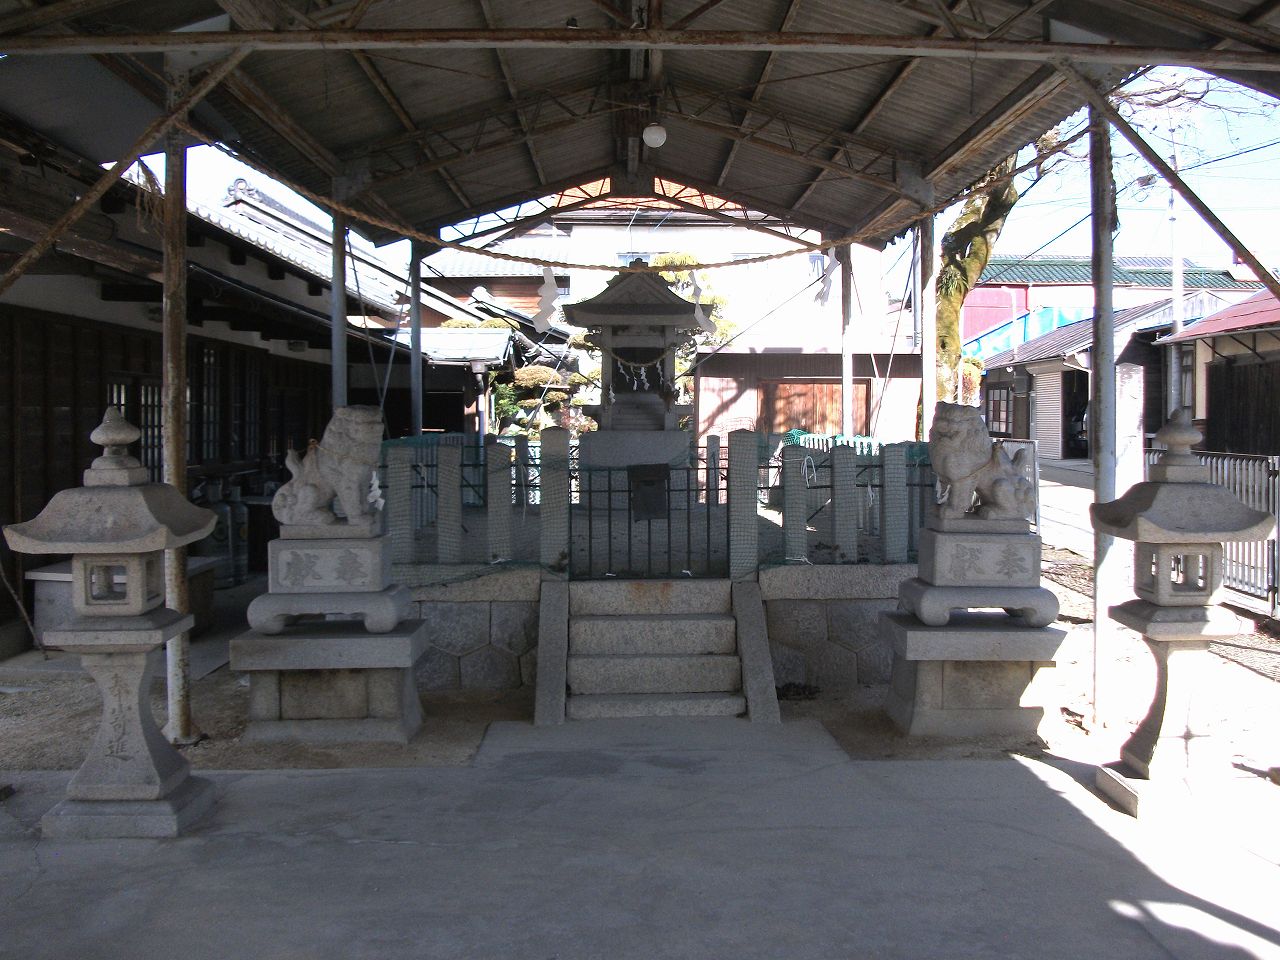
[331,209,349,410]
[917,217,937,439]
[408,241,423,437]
[1089,104,1120,730]
[838,244,854,438]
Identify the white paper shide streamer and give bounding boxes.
[533,267,559,332]
[814,248,838,306]
[692,272,716,335]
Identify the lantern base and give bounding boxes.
[41,773,215,839]
[1108,598,1247,639]
[1095,762,1196,819]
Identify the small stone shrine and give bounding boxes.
[564,261,704,469]
[881,401,1066,737]
[3,408,217,837]
[1091,410,1274,816]
[231,406,428,743]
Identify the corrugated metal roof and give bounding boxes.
[401,328,514,365]
[979,256,1262,289]
[5,0,1279,256]
[986,299,1172,367]
[1165,289,1280,342]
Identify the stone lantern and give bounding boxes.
[3,408,216,838]
[1090,409,1275,816]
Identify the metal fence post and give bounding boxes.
[706,434,721,507]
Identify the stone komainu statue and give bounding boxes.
[928,401,1035,520]
[272,406,384,526]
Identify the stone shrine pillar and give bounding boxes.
[231,406,428,743]
[4,408,217,837]
[880,402,1066,737]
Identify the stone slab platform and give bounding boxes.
[230,620,429,671]
[232,621,428,744]
[884,611,1067,662]
[881,612,1066,738]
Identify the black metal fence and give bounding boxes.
[568,458,729,579]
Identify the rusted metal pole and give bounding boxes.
[409,240,423,437]
[1089,104,1119,731]
[917,216,937,439]
[838,245,854,437]
[1060,60,1280,305]
[6,29,1280,73]
[331,209,349,410]
[161,66,200,745]
[0,48,248,299]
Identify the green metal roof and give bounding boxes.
[979,257,1261,290]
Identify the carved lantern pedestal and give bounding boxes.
[3,409,217,838]
[1090,411,1275,817]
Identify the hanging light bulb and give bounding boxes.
[642,122,667,148]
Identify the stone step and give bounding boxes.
[569,579,731,617]
[567,654,741,695]
[567,692,747,720]
[569,614,737,656]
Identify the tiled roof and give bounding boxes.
[978,256,1262,290]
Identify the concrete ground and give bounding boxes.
[1,718,1278,960]
[1,465,1277,959]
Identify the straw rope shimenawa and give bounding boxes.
[180,118,1088,275]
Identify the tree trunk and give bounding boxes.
[936,157,1019,403]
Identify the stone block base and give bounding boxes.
[880,611,1065,738]
[246,584,412,634]
[897,578,1058,628]
[231,621,428,743]
[41,775,215,839]
[1095,762,1196,819]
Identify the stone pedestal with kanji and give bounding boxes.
[232,406,426,743]
[881,402,1064,737]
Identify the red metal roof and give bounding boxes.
[1165,289,1280,343]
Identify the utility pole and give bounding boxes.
[1167,112,1184,420]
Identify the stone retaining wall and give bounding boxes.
[396,561,915,694]
[399,564,543,692]
[759,564,916,691]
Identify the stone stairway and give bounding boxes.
[564,580,747,719]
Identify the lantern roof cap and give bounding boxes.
[1089,411,1275,543]
[3,409,215,555]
